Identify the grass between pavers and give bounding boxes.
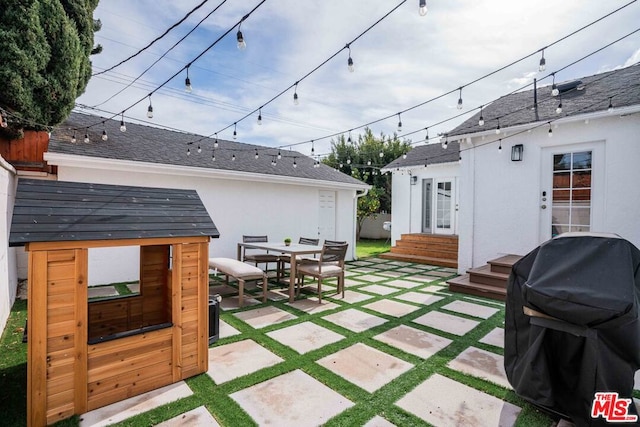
[0,259,593,427]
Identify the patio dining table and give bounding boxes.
[237,241,323,303]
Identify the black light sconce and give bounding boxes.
[511,144,524,161]
[411,176,418,185]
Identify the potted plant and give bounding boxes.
[284,237,292,246]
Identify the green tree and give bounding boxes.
[0,0,100,138]
[323,128,411,239]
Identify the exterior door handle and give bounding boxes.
[541,204,547,209]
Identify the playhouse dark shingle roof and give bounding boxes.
[9,179,219,246]
[48,112,366,187]
[447,63,640,137]
[383,141,460,169]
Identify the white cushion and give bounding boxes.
[297,264,343,276]
[209,257,264,279]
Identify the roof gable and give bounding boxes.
[448,64,640,137]
[9,179,219,246]
[383,141,460,169]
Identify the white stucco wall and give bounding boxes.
[51,160,362,285]
[389,163,460,245]
[458,111,640,273]
[0,156,17,334]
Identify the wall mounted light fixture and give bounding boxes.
[511,144,524,161]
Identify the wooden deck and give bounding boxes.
[446,254,522,301]
[380,234,458,268]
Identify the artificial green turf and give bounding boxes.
[0,260,564,426]
[355,239,391,258]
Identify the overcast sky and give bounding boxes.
[75,0,640,157]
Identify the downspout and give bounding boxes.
[408,170,412,233]
[353,188,369,260]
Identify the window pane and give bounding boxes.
[572,151,592,169]
[552,224,570,237]
[572,188,591,202]
[552,189,570,202]
[553,172,570,189]
[554,154,571,171]
[572,171,591,188]
[552,207,570,224]
[572,208,591,225]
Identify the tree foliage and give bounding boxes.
[323,128,411,213]
[0,0,100,138]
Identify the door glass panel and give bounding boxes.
[436,181,452,230]
[422,179,432,233]
[551,151,592,237]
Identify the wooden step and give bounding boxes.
[399,234,458,244]
[467,264,509,288]
[395,240,458,252]
[446,274,507,301]
[379,252,458,268]
[390,246,458,260]
[488,254,522,274]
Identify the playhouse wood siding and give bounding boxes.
[26,238,210,426]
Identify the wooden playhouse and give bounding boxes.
[9,179,219,426]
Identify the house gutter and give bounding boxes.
[353,188,370,260]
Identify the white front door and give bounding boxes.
[539,142,604,242]
[435,179,455,235]
[318,190,336,240]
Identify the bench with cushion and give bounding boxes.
[209,257,267,307]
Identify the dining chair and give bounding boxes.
[277,237,320,278]
[295,243,348,303]
[242,235,280,281]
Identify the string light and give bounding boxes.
[147,95,154,118]
[185,65,193,93]
[551,73,559,96]
[556,98,563,114]
[379,151,384,158]
[346,44,354,72]
[397,113,402,133]
[212,150,216,161]
[367,159,372,166]
[419,0,427,16]
[101,128,108,141]
[347,157,351,165]
[84,129,90,143]
[311,140,315,156]
[539,49,546,72]
[457,87,463,110]
[257,107,262,125]
[607,97,614,112]
[293,157,297,168]
[187,147,191,156]
[71,131,77,143]
[424,127,429,141]
[233,122,237,140]
[271,156,277,166]
[498,139,502,152]
[254,148,259,159]
[232,152,236,161]
[478,106,485,126]
[293,82,299,105]
[442,135,448,149]
[347,131,353,144]
[495,118,501,134]
[214,134,219,148]
[548,122,553,137]
[403,152,407,159]
[277,149,282,160]
[120,113,126,132]
[237,22,246,50]
[197,144,202,153]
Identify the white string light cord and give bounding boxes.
[90,0,230,108]
[91,0,213,77]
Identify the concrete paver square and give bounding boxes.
[396,267,424,274]
[219,295,260,311]
[396,374,521,426]
[425,270,457,278]
[359,284,400,295]
[387,261,414,266]
[377,271,405,278]
[156,406,220,427]
[395,292,444,306]
[343,278,364,287]
[207,339,283,384]
[354,274,389,283]
[479,327,505,348]
[334,290,374,304]
[230,369,354,427]
[447,346,511,388]
[441,300,500,319]
[351,267,376,273]
[323,308,387,333]
[87,286,118,299]
[409,275,440,282]
[219,319,241,339]
[351,261,376,267]
[374,325,452,360]
[420,285,446,293]
[265,288,289,301]
[286,297,340,313]
[80,381,193,427]
[126,282,140,293]
[317,343,413,393]
[385,279,422,289]
[208,284,238,296]
[364,415,397,426]
[266,321,344,354]
[363,300,421,318]
[413,311,480,336]
[233,306,297,329]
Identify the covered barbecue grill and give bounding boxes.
[504,232,640,426]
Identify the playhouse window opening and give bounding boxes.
[87,244,172,343]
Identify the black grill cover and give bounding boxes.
[505,233,640,426]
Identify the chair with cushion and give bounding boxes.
[277,237,319,278]
[295,243,348,303]
[242,235,280,281]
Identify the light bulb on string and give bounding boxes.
[212,150,216,162]
[419,0,427,16]
[293,158,297,168]
[402,152,407,159]
[548,122,553,137]
[187,147,191,156]
[257,107,262,125]
[214,134,218,148]
[339,162,343,168]
[347,131,353,144]
[457,87,463,110]
[236,23,246,50]
[71,131,77,143]
[539,49,546,72]
[498,139,502,153]
[311,140,315,156]
[101,129,108,141]
[197,144,202,154]
[255,148,259,159]
[367,159,372,166]
[551,74,559,97]
[277,150,282,160]
[232,152,236,161]
[495,119,501,135]
[607,97,614,113]
[347,157,351,165]
[442,136,448,149]
[346,44,354,72]
[120,113,126,132]
[556,100,563,114]
[424,127,429,142]
[146,95,153,118]
[293,82,299,105]
[233,122,237,140]
[185,65,192,93]
[397,113,402,133]
[478,106,485,126]
[83,129,90,143]
[271,157,277,166]
[379,151,384,158]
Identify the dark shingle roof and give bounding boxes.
[383,141,460,169]
[48,112,366,187]
[447,63,640,137]
[9,179,219,246]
